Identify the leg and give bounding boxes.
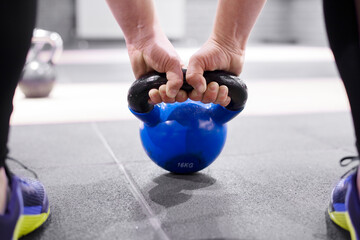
[0,169,7,214]
[324,0,360,238]
[0,0,37,214]
[0,0,37,167]
[324,0,360,192]
[323,0,360,154]
[0,4,51,239]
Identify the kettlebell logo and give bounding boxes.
[178,163,194,168]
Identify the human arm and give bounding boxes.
[106,0,186,103]
[186,0,266,106]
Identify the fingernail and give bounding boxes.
[209,83,217,91]
[179,91,186,98]
[197,84,206,93]
[226,97,231,105]
[168,89,177,98]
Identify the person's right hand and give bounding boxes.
[186,35,245,107]
[126,31,187,105]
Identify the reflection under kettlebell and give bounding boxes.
[149,173,218,208]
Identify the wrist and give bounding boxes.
[209,32,246,57]
[124,22,163,48]
[212,0,265,52]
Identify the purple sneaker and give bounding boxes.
[329,156,360,240]
[0,176,50,240]
[345,171,360,239]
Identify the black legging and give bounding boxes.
[324,0,360,154]
[0,0,37,167]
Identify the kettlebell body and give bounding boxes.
[19,29,63,98]
[138,100,227,173]
[19,60,56,98]
[128,70,247,174]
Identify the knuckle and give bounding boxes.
[185,72,198,82]
[170,78,183,88]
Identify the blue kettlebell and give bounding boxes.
[128,70,247,174]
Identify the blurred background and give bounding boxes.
[37,0,327,47]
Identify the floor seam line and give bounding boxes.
[91,122,170,240]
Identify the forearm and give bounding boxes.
[212,0,266,50]
[106,0,160,45]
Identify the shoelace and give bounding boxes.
[340,156,359,178]
[6,156,38,179]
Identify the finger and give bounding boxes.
[166,63,183,99]
[214,85,229,105]
[175,90,188,103]
[189,89,203,102]
[221,96,231,107]
[202,82,219,103]
[159,84,175,103]
[148,89,162,105]
[186,56,206,94]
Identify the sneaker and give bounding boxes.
[329,156,360,239]
[0,175,50,240]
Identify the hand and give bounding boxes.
[186,36,245,107]
[127,32,187,104]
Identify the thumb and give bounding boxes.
[186,57,206,94]
[165,64,183,99]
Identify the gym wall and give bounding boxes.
[36,0,328,47]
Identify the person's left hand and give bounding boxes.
[186,36,245,107]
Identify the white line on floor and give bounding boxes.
[92,123,170,240]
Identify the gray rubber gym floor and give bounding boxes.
[8,45,358,239]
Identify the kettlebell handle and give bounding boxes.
[30,29,63,64]
[128,69,248,113]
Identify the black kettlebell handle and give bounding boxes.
[128,69,248,113]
